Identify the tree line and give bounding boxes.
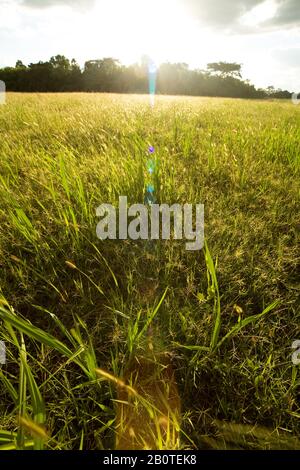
[0,55,292,99]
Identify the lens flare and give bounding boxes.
[145,146,156,205]
[145,59,158,206]
[148,60,157,108]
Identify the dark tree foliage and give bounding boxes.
[207,62,242,79]
[0,55,291,99]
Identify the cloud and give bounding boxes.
[181,0,300,32]
[22,0,95,9]
[181,0,264,28]
[20,0,300,30]
[264,0,300,27]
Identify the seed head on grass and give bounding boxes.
[10,255,22,263]
[95,368,138,397]
[19,416,49,441]
[65,261,77,270]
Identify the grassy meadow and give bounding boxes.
[0,93,299,450]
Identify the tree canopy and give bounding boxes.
[0,55,292,100]
[207,62,242,79]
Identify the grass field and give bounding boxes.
[0,93,299,450]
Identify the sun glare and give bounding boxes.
[88,0,198,66]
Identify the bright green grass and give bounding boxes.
[0,93,299,450]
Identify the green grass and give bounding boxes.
[0,93,299,450]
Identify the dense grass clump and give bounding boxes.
[0,93,299,450]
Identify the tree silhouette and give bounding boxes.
[0,55,291,99]
[207,62,242,79]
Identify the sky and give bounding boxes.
[0,0,300,91]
